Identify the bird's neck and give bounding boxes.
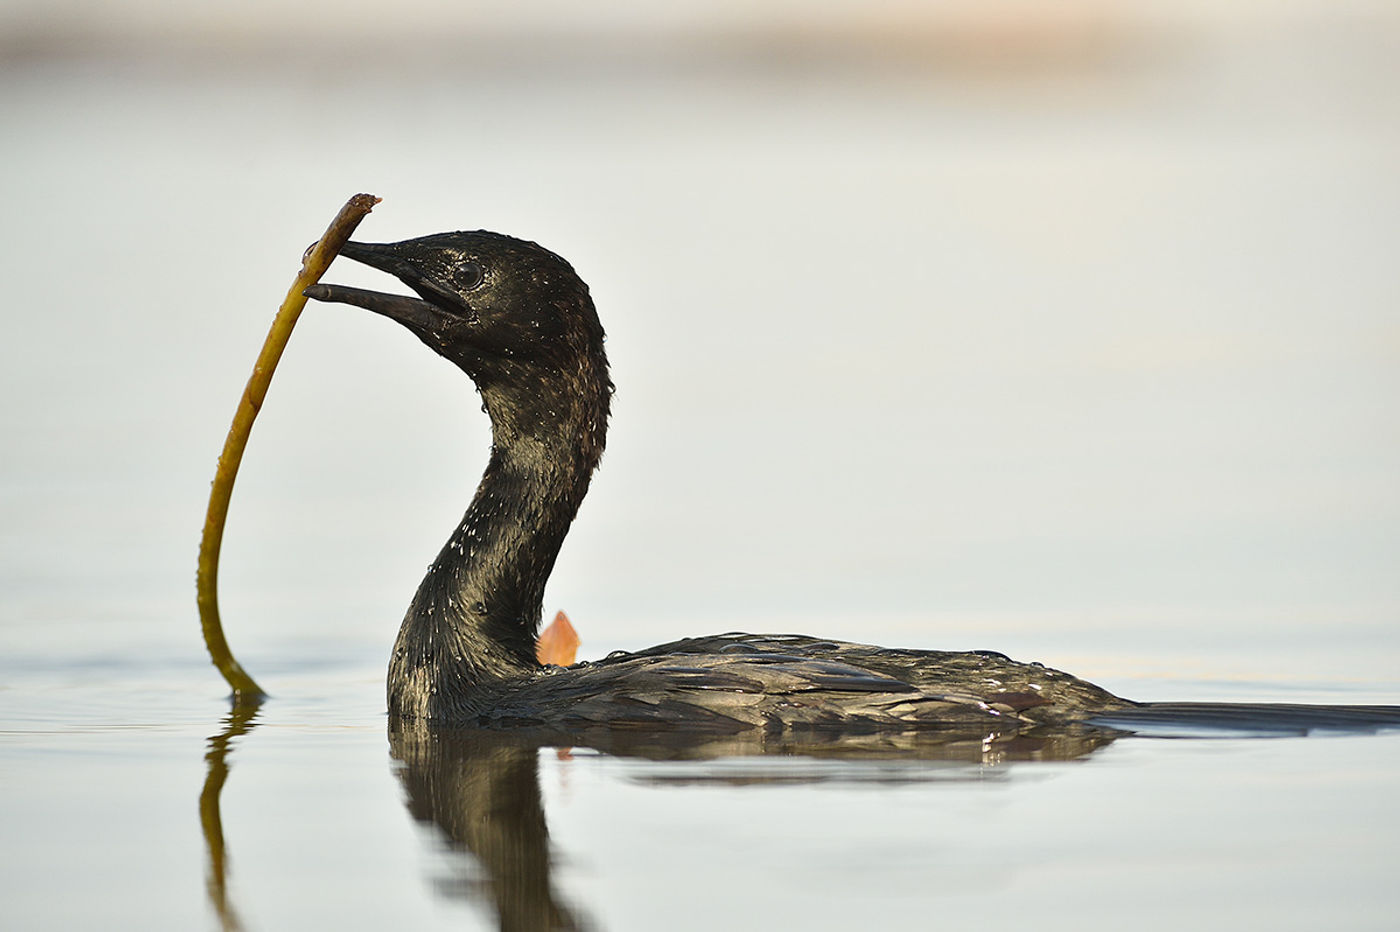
[388,375,607,720]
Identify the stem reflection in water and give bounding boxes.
[199,701,262,932]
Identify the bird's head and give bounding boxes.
[305,231,607,392]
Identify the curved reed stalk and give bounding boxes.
[197,193,381,704]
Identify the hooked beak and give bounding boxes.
[303,240,456,335]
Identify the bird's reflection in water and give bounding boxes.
[197,705,1114,932]
[390,723,587,931]
[203,703,1400,931]
[200,701,262,932]
[197,696,1400,931]
[386,720,1122,929]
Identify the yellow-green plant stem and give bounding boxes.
[197,193,381,704]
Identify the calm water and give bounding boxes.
[5,652,1400,931]
[3,10,1400,930]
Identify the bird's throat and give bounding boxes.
[387,391,604,721]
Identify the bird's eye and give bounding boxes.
[456,261,485,291]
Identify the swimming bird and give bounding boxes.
[304,232,1399,735]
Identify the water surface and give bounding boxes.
[5,652,1399,931]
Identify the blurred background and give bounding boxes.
[2,0,1397,699]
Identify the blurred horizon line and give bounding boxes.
[3,0,1395,78]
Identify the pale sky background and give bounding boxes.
[2,0,1397,694]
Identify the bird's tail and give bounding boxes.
[1089,702,1400,737]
